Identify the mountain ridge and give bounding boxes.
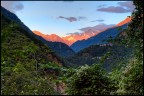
[32,17,131,46]
[70,23,129,52]
[116,16,131,26]
[1,6,75,58]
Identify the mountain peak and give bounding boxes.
[33,30,44,35]
[50,34,59,37]
[116,16,131,26]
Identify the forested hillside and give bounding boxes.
[1,8,65,95]
[66,44,133,71]
[63,0,143,95]
[1,0,143,95]
[34,35,75,58]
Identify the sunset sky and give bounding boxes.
[1,1,135,37]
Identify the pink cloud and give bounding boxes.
[97,1,135,13]
[118,1,135,12]
[90,19,104,22]
[97,6,130,13]
[58,16,87,22]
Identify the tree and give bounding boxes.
[116,0,143,95]
[126,0,143,60]
[65,64,115,95]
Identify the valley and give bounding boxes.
[1,0,143,95]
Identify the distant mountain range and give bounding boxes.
[33,17,131,48]
[33,31,66,43]
[70,23,129,52]
[70,17,131,52]
[33,29,101,46]
[1,6,75,58]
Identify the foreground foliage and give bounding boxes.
[64,0,143,95]
[116,0,143,95]
[1,12,63,95]
[65,64,116,95]
[1,0,143,95]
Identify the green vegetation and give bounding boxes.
[66,44,133,71]
[1,0,143,95]
[62,0,143,95]
[64,64,115,95]
[1,12,64,95]
[115,0,143,94]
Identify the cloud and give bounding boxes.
[58,16,87,22]
[66,23,115,36]
[79,23,115,32]
[66,32,81,35]
[97,1,135,13]
[118,1,135,12]
[1,1,24,13]
[58,16,77,22]
[97,6,131,13]
[13,3,24,11]
[90,19,104,22]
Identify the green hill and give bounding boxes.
[1,7,65,95]
[66,44,133,71]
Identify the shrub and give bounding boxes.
[65,64,115,95]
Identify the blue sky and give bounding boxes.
[1,1,135,37]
